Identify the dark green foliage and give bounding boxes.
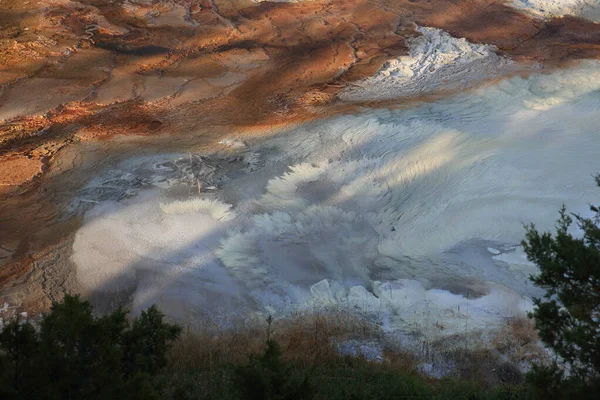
[0,317,39,399]
[122,305,183,378]
[160,345,527,400]
[306,360,527,400]
[522,176,600,399]
[234,339,313,400]
[0,294,181,400]
[234,316,313,400]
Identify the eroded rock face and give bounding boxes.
[1,0,600,311]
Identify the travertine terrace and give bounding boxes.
[2,0,600,315]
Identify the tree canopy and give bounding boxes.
[0,294,181,400]
[523,176,600,399]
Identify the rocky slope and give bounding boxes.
[2,0,600,313]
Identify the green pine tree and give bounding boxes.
[0,294,181,400]
[522,176,600,399]
[234,316,313,400]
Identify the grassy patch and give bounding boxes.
[158,312,532,400]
